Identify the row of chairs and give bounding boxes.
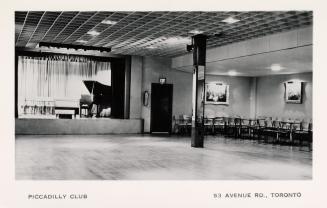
[173,115,312,150]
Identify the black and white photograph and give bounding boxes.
[13,10,314,181]
[2,1,327,207]
[13,10,313,181]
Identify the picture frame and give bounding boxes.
[205,82,229,105]
[285,81,302,104]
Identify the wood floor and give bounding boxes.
[15,134,312,180]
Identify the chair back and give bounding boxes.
[80,94,93,105]
[257,119,265,127]
[179,115,186,125]
[214,117,224,125]
[173,115,180,125]
[292,122,301,131]
[273,120,281,128]
[228,117,235,125]
[204,117,213,125]
[241,119,250,125]
[234,118,242,126]
[300,120,310,131]
[265,118,273,128]
[309,122,313,131]
[250,119,257,127]
[280,121,291,130]
[184,115,192,124]
[223,117,229,123]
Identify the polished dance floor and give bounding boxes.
[15,134,312,180]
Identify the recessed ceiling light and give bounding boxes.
[87,30,100,36]
[101,20,117,25]
[228,70,238,76]
[189,29,204,35]
[76,40,88,43]
[270,64,284,71]
[222,16,240,24]
[146,46,157,49]
[163,36,191,44]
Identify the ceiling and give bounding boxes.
[15,11,312,58]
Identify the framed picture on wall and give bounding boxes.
[285,81,302,104]
[205,82,229,105]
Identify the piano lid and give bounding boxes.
[83,80,111,96]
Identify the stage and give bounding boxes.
[15,118,143,135]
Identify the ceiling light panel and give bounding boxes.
[76,40,88,43]
[87,30,100,36]
[222,16,240,24]
[101,19,117,25]
[270,64,285,71]
[189,29,204,34]
[228,70,238,76]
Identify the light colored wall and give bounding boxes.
[172,26,312,69]
[141,56,193,132]
[256,72,312,119]
[203,75,252,117]
[15,118,143,135]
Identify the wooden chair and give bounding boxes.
[178,115,188,135]
[204,116,214,135]
[213,117,225,135]
[226,117,241,138]
[183,115,192,135]
[225,117,236,137]
[239,118,251,139]
[261,118,275,143]
[293,119,312,150]
[172,115,181,134]
[247,119,258,139]
[256,118,267,141]
[277,119,292,144]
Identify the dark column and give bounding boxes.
[124,56,131,119]
[191,34,207,148]
[111,58,125,119]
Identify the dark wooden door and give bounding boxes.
[150,83,173,134]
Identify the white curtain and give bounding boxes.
[17,55,111,117]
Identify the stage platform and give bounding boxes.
[15,118,143,135]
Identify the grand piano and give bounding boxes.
[82,80,112,117]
